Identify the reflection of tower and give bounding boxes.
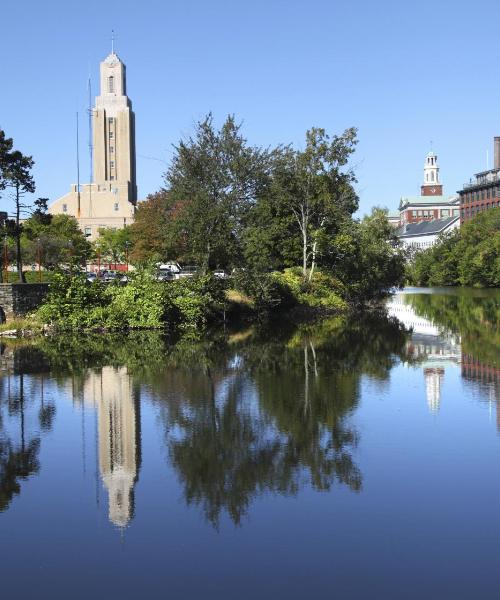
[424,368,444,413]
[85,366,141,528]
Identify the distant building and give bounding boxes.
[399,152,460,226]
[458,137,500,223]
[50,48,137,240]
[397,216,460,250]
[0,211,7,226]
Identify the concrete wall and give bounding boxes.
[0,283,50,318]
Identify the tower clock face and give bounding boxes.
[430,187,436,194]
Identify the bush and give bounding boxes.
[272,268,348,311]
[36,271,225,331]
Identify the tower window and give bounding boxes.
[62,204,67,212]
[110,175,115,181]
[110,146,114,153]
[108,117,114,124]
[108,76,115,93]
[114,203,119,211]
[110,161,115,168]
[109,132,114,139]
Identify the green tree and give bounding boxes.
[22,213,91,270]
[129,191,185,263]
[95,226,132,267]
[2,147,36,281]
[270,127,358,279]
[166,114,270,272]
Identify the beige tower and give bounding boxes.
[49,49,137,240]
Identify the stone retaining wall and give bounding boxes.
[0,283,50,318]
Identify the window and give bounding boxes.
[110,146,114,153]
[412,210,417,216]
[108,76,115,93]
[108,117,114,124]
[453,209,459,216]
[84,227,92,237]
[114,202,119,211]
[441,209,449,217]
[109,131,114,139]
[110,161,115,168]
[110,175,115,181]
[62,204,67,213]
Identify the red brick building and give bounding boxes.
[398,151,460,226]
[458,138,500,223]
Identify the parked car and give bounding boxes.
[86,272,97,283]
[213,269,229,280]
[156,269,175,282]
[156,262,181,274]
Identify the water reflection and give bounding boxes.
[79,367,141,528]
[389,289,500,422]
[0,290,498,531]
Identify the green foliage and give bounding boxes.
[408,209,500,287]
[22,213,91,269]
[272,267,348,311]
[166,114,270,271]
[94,226,132,266]
[164,274,226,331]
[231,269,296,315]
[36,271,226,332]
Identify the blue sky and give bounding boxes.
[1,0,499,217]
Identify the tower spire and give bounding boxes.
[111,29,115,54]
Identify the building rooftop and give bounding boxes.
[461,168,500,191]
[397,216,459,238]
[399,195,459,208]
[387,210,400,219]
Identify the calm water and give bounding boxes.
[1,288,499,599]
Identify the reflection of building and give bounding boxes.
[387,293,461,412]
[83,367,141,528]
[424,368,444,413]
[462,353,500,431]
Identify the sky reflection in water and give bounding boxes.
[0,288,499,599]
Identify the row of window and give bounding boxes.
[410,209,459,218]
[461,203,500,218]
[62,203,120,214]
[409,240,434,249]
[461,187,500,203]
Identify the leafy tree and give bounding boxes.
[2,146,35,281]
[129,191,184,263]
[408,209,500,288]
[166,114,270,272]
[328,207,406,301]
[270,127,358,279]
[95,226,132,267]
[22,213,91,270]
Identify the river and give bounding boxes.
[0,288,499,599]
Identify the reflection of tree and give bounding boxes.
[405,292,500,368]
[0,374,42,512]
[156,313,410,527]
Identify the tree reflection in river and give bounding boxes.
[151,313,410,526]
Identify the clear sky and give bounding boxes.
[1,0,499,217]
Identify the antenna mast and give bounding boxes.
[76,112,81,218]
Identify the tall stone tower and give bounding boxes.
[93,51,137,202]
[49,49,137,240]
[421,151,443,196]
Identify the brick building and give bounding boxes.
[398,151,459,226]
[458,137,500,223]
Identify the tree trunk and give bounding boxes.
[301,210,308,278]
